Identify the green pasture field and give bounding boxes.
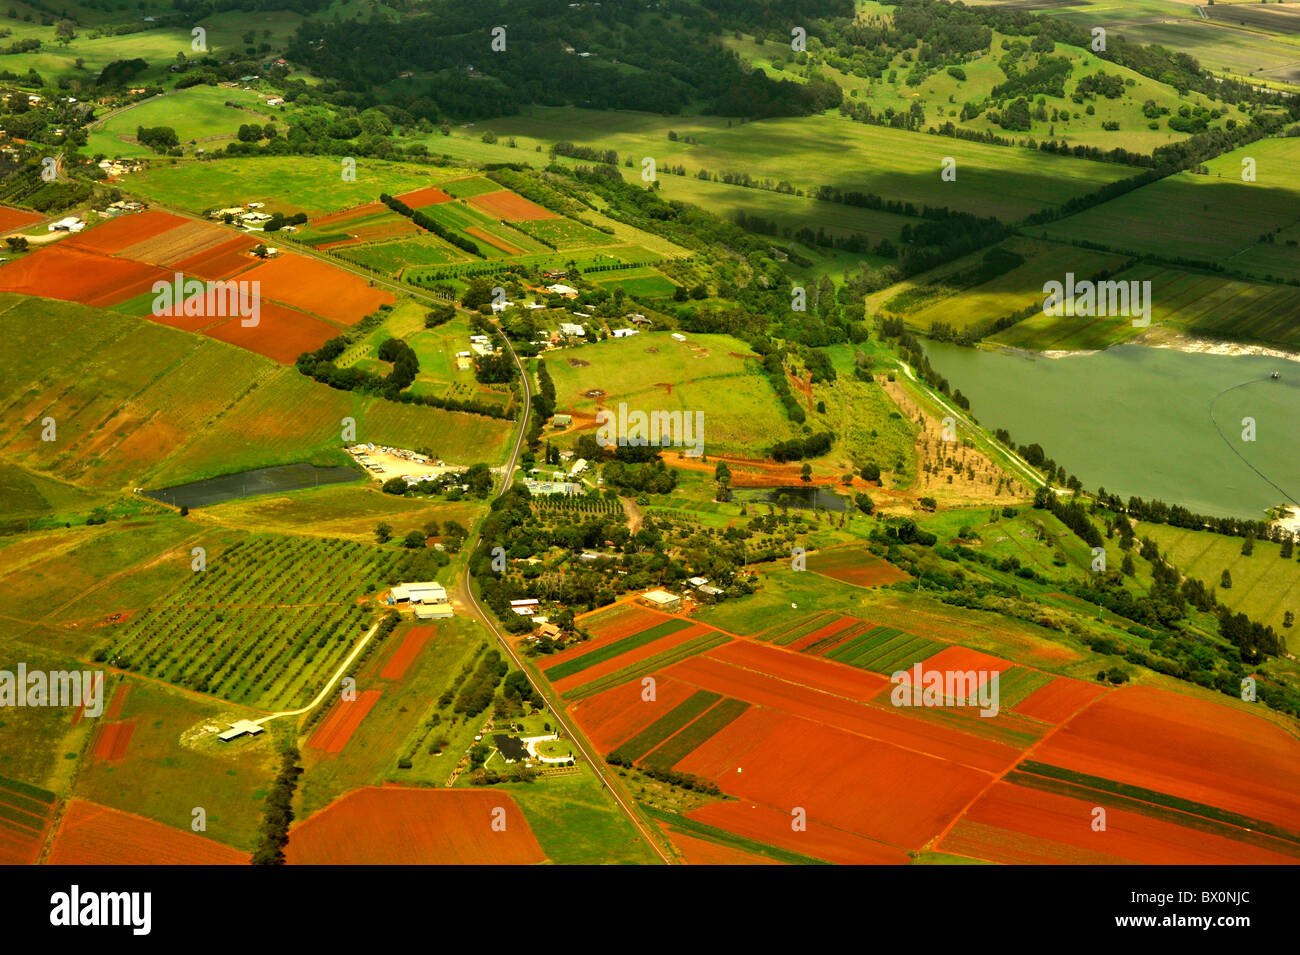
[883,237,1130,335]
[72,678,278,852]
[725,29,1217,155]
[0,296,513,491]
[0,461,107,523]
[807,360,917,484]
[0,634,97,790]
[124,156,466,216]
[1040,138,1300,282]
[513,217,616,250]
[1143,523,1300,639]
[90,86,280,159]
[469,106,1134,221]
[509,767,661,864]
[545,331,802,457]
[587,267,678,298]
[653,171,915,245]
[335,235,465,273]
[1025,0,1300,88]
[197,483,484,542]
[439,176,501,199]
[995,263,1300,352]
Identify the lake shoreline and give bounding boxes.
[999,330,1300,365]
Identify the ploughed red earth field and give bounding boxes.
[90,722,134,761]
[467,189,558,220]
[240,253,395,325]
[0,205,44,233]
[308,689,383,754]
[808,546,910,588]
[381,626,434,680]
[675,705,990,851]
[199,304,343,364]
[1012,675,1108,724]
[393,185,453,208]
[0,245,170,307]
[687,800,910,865]
[1028,685,1300,833]
[172,234,260,280]
[666,828,784,865]
[569,674,699,753]
[63,209,188,253]
[550,622,714,695]
[938,781,1300,865]
[285,788,545,864]
[47,799,247,865]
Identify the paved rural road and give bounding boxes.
[151,200,673,860]
[453,326,675,865]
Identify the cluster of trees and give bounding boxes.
[451,649,509,717]
[250,746,303,866]
[295,334,512,419]
[285,0,849,121]
[136,125,178,152]
[770,431,834,463]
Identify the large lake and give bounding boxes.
[923,342,1300,519]
[144,463,363,509]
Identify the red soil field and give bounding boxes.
[551,623,716,695]
[548,605,671,666]
[65,210,188,254]
[0,245,170,307]
[70,673,105,725]
[465,225,524,255]
[104,681,131,720]
[316,219,420,249]
[708,639,891,703]
[666,829,784,865]
[172,235,259,280]
[786,615,858,653]
[311,201,389,228]
[1030,685,1300,833]
[90,722,134,761]
[568,674,697,752]
[900,645,1013,692]
[201,304,342,364]
[687,800,911,866]
[0,824,44,865]
[47,799,247,865]
[393,186,453,208]
[1012,676,1108,724]
[469,189,558,220]
[243,253,395,325]
[0,205,43,233]
[308,689,383,754]
[810,547,910,588]
[676,707,990,850]
[286,787,545,864]
[664,652,1023,773]
[939,781,1300,865]
[381,626,434,680]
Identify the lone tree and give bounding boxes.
[1221,569,1232,589]
[374,521,392,544]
